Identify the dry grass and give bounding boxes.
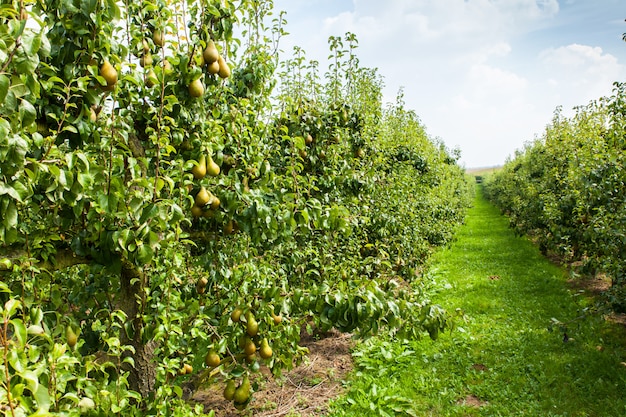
[193,329,354,416]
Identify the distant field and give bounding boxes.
[466,166,502,175]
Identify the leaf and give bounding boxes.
[18,369,39,394]
[0,182,22,202]
[0,75,9,103]
[4,298,21,317]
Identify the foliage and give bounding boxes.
[484,83,626,311]
[0,0,470,415]
[330,187,626,417]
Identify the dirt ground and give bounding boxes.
[193,329,354,416]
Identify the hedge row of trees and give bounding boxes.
[0,0,470,415]
[484,82,626,312]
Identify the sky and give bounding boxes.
[271,0,626,168]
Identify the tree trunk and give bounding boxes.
[119,260,157,398]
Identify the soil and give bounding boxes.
[193,329,354,416]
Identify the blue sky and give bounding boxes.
[272,0,626,167]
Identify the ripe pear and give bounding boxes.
[162,59,173,75]
[305,134,313,145]
[180,363,193,375]
[217,55,230,78]
[223,380,236,401]
[140,52,153,68]
[142,39,150,53]
[205,349,221,368]
[66,326,78,348]
[207,60,220,75]
[271,311,282,324]
[243,338,256,356]
[233,376,251,404]
[146,69,158,88]
[246,315,259,337]
[100,60,118,87]
[203,40,219,64]
[231,308,243,322]
[206,154,220,177]
[209,195,220,211]
[195,187,211,207]
[191,204,203,218]
[188,78,205,98]
[153,30,165,47]
[224,219,234,235]
[191,154,207,179]
[89,107,98,123]
[259,338,273,359]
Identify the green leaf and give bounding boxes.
[0,182,22,202]
[10,319,27,348]
[4,298,21,317]
[18,369,39,394]
[0,75,9,103]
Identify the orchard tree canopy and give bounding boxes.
[0,0,470,415]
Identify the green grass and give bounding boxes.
[328,186,626,417]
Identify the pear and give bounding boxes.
[191,154,207,179]
[203,40,219,64]
[207,60,220,75]
[233,376,251,404]
[146,69,158,88]
[224,219,234,235]
[231,307,243,322]
[197,276,208,288]
[271,311,282,324]
[206,154,220,177]
[205,349,221,368]
[188,78,205,98]
[153,30,165,47]
[223,380,236,401]
[191,204,203,218]
[181,363,193,375]
[305,134,313,145]
[246,314,259,337]
[195,187,211,207]
[89,107,98,123]
[259,338,273,359]
[217,55,230,78]
[209,195,220,211]
[243,338,256,356]
[100,60,118,87]
[140,52,153,68]
[162,59,173,75]
[66,325,78,348]
[142,39,150,53]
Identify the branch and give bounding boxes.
[0,247,91,275]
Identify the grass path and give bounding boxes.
[329,186,626,417]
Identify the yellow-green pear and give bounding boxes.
[191,154,207,179]
[195,186,211,207]
[206,154,220,177]
[217,55,230,78]
[66,326,78,348]
[207,60,220,75]
[188,78,205,98]
[233,376,251,404]
[223,380,236,401]
[259,338,273,359]
[100,60,118,87]
[203,40,219,64]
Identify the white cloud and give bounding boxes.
[538,44,623,104]
[273,0,625,166]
